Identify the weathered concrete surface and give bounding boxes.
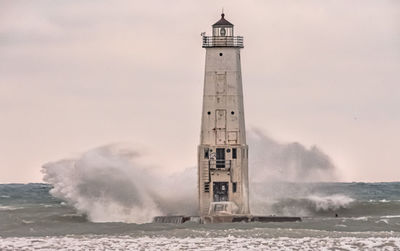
[198,14,249,217]
[203,215,302,224]
[153,15,302,224]
[153,216,201,224]
[153,215,301,224]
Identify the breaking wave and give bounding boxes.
[41,131,349,223]
[270,194,355,216]
[271,197,400,217]
[42,145,196,223]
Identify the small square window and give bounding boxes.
[204,148,209,159]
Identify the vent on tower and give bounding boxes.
[204,182,210,192]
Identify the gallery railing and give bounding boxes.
[202,36,244,48]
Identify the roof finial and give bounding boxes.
[221,8,225,18]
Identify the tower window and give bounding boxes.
[219,53,223,56]
[233,182,237,193]
[231,111,235,115]
[204,148,209,159]
[232,148,237,159]
[207,111,211,115]
[216,148,225,168]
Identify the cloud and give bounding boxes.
[0,0,399,182]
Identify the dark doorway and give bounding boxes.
[213,182,229,202]
[216,148,225,168]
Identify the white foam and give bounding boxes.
[1,236,399,250]
[41,145,197,223]
[41,146,164,223]
[376,219,389,224]
[306,194,354,211]
[382,215,400,219]
[353,217,369,221]
[0,205,21,211]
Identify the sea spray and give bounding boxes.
[42,130,347,223]
[42,145,164,223]
[248,129,338,183]
[250,182,355,216]
[306,194,355,211]
[270,194,355,216]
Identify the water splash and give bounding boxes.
[42,130,344,223]
[269,194,355,216]
[248,129,338,183]
[43,145,178,223]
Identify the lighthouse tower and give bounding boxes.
[198,13,250,217]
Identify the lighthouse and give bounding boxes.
[153,13,301,224]
[198,13,250,217]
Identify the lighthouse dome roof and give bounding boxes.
[212,13,233,27]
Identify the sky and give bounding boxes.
[0,0,399,183]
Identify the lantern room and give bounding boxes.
[212,13,234,37]
[202,13,243,48]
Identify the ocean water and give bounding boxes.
[1,183,400,250]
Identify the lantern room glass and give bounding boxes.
[213,26,234,37]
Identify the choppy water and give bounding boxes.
[1,183,400,250]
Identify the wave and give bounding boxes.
[381,215,400,218]
[42,146,162,223]
[41,145,197,223]
[267,196,400,217]
[40,144,400,223]
[269,194,354,216]
[0,205,22,211]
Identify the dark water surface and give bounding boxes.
[1,183,400,238]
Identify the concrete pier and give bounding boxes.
[153,215,301,224]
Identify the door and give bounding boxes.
[213,182,229,202]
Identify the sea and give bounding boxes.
[1,182,400,250]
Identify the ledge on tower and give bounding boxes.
[202,36,244,48]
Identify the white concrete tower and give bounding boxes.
[198,13,249,216]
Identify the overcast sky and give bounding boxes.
[1,0,399,183]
